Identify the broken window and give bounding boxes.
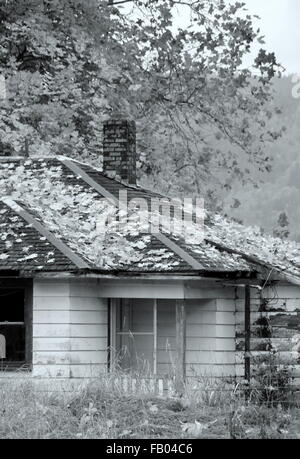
[0,288,29,370]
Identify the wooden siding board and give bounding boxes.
[33,323,70,338]
[33,296,70,311]
[33,281,70,297]
[216,299,236,312]
[67,297,107,311]
[69,281,100,298]
[33,310,71,324]
[70,324,107,337]
[33,337,107,352]
[33,337,71,352]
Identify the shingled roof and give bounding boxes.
[0,156,299,281]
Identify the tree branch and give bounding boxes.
[108,0,134,5]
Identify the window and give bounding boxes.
[0,288,30,370]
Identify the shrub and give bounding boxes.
[250,349,295,406]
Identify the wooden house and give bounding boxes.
[0,119,299,389]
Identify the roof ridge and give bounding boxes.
[1,197,91,270]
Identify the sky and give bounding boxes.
[171,0,299,75]
[241,0,300,75]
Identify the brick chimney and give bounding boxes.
[102,119,137,185]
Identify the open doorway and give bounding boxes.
[0,287,32,371]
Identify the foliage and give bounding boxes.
[249,349,295,407]
[0,376,298,439]
[227,403,294,439]
[273,212,290,240]
[0,0,282,203]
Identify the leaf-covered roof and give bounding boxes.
[0,156,299,280]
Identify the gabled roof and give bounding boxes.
[0,156,299,282]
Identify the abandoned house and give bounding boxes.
[0,119,300,388]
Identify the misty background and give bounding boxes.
[222,0,300,241]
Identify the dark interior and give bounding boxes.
[0,289,26,366]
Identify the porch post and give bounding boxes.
[175,299,186,393]
[245,285,251,385]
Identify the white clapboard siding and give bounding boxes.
[99,282,185,299]
[184,297,237,378]
[67,297,107,311]
[33,324,70,338]
[70,324,107,337]
[32,279,108,379]
[33,281,70,297]
[33,337,71,352]
[216,299,238,312]
[34,350,107,365]
[33,296,70,311]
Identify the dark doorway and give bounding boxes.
[0,286,31,370]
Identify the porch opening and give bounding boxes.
[110,299,178,377]
[0,287,31,371]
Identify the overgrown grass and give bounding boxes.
[0,372,299,439]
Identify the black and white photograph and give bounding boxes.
[0,0,299,442]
